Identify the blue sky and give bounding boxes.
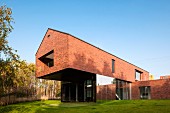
[1,0,170,79]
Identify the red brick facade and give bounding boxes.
[36,29,69,78]
[96,79,170,100]
[97,84,116,100]
[132,79,170,99]
[36,28,170,100]
[160,75,170,79]
[36,28,149,82]
[67,35,149,82]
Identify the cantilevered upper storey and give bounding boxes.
[36,28,149,82]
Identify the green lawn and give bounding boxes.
[0,100,170,113]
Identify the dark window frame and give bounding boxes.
[39,50,54,67]
[139,86,151,99]
[112,59,115,73]
[135,70,142,81]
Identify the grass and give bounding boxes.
[0,100,170,113]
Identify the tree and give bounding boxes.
[0,5,18,60]
[14,61,36,98]
[0,5,19,105]
[0,5,61,105]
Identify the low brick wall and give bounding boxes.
[97,79,170,100]
[96,84,116,100]
[132,79,170,99]
[0,95,59,106]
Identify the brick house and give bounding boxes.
[160,75,170,79]
[36,28,170,102]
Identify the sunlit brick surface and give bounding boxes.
[36,28,149,82]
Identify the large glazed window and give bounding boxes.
[116,79,131,100]
[61,75,96,102]
[39,50,54,67]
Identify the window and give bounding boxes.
[112,59,115,73]
[116,79,131,100]
[96,74,115,85]
[87,88,92,98]
[86,80,92,98]
[39,50,54,67]
[139,86,151,99]
[135,70,142,81]
[87,80,92,87]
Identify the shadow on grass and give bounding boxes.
[0,105,31,113]
[0,100,52,113]
[34,101,97,113]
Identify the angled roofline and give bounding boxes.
[36,28,149,73]
[35,29,50,55]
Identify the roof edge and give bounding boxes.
[35,28,51,55]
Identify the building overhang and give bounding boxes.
[38,68,96,82]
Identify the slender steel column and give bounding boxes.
[84,81,86,101]
[129,83,132,100]
[76,83,78,102]
[69,83,71,101]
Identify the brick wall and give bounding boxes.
[67,34,149,82]
[96,84,116,100]
[132,79,170,99]
[97,79,170,100]
[36,29,69,77]
[36,28,149,82]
